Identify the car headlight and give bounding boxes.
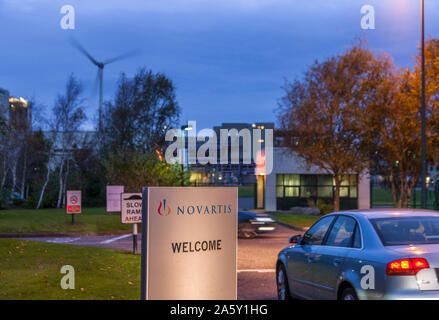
[253,217,274,223]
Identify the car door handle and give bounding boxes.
[333,259,341,266]
[307,256,313,263]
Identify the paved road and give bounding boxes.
[237,225,301,299]
[21,224,301,300]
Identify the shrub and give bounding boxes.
[0,188,11,210]
[307,199,334,215]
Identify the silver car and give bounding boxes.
[276,209,439,300]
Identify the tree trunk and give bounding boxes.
[37,163,51,209]
[390,171,398,207]
[333,175,341,212]
[398,172,404,208]
[0,158,6,188]
[56,158,64,208]
[20,155,27,198]
[61,160,70,209]
[406,187,412,208]
[406,177,419,209]
[11,161,17,196]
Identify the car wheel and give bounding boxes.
[238,223,257,239]
[276,264,292,300]
[340,286,358,300]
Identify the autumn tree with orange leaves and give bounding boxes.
[278,39,439,211]
[366,39,439,208]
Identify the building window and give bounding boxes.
[284,174,300,186]
[276,174,358,200]
[285,186,300,197]
[276,174,358,210]
[276,186,283,197]
[318,186,333,198]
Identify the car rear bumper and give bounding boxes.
[383,290,439,300]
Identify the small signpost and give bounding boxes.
[121,193,142,254]
[66,190,81,225]
[140,187,237,300]
[106,185,124,213]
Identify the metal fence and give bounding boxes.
[370,180,439,210]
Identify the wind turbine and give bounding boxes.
[70,38,139,132]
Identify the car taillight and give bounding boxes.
[386,258,429,276]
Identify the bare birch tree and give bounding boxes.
[52,74,86,208]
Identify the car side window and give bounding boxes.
[301,216,335,246]
[353,224,362,248]
[325,216,357,247]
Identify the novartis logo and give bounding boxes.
[157,199,171,216]
[157,199,232,217]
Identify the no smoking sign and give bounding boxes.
[67,190,82,214]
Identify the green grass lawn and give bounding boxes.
[0,239,140,300]
[271,213,319,228]
[0,208,131,234]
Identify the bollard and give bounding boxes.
[133,224,138,255]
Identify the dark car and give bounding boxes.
[238,211,276,238]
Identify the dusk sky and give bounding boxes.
[1,0,438,130]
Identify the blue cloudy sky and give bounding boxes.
[1,0,438,130]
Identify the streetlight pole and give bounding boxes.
[421,0,427,209]
[180,125,192,186]
[181,127,185,187]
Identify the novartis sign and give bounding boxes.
[141,187,238,300]
[157,199,233,216]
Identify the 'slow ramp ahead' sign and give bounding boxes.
[121,193,142,224]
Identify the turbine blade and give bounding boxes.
[69,38,100,66]
[103,48,141,65]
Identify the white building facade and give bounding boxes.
[262,148,370,211]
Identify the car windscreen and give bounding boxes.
[370,216,439,246]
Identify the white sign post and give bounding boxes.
[121,193,142,254]
[106,185,124,213]
[140,187,238,300]
[66,190,82,225]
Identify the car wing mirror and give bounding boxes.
[289,235,302,244]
